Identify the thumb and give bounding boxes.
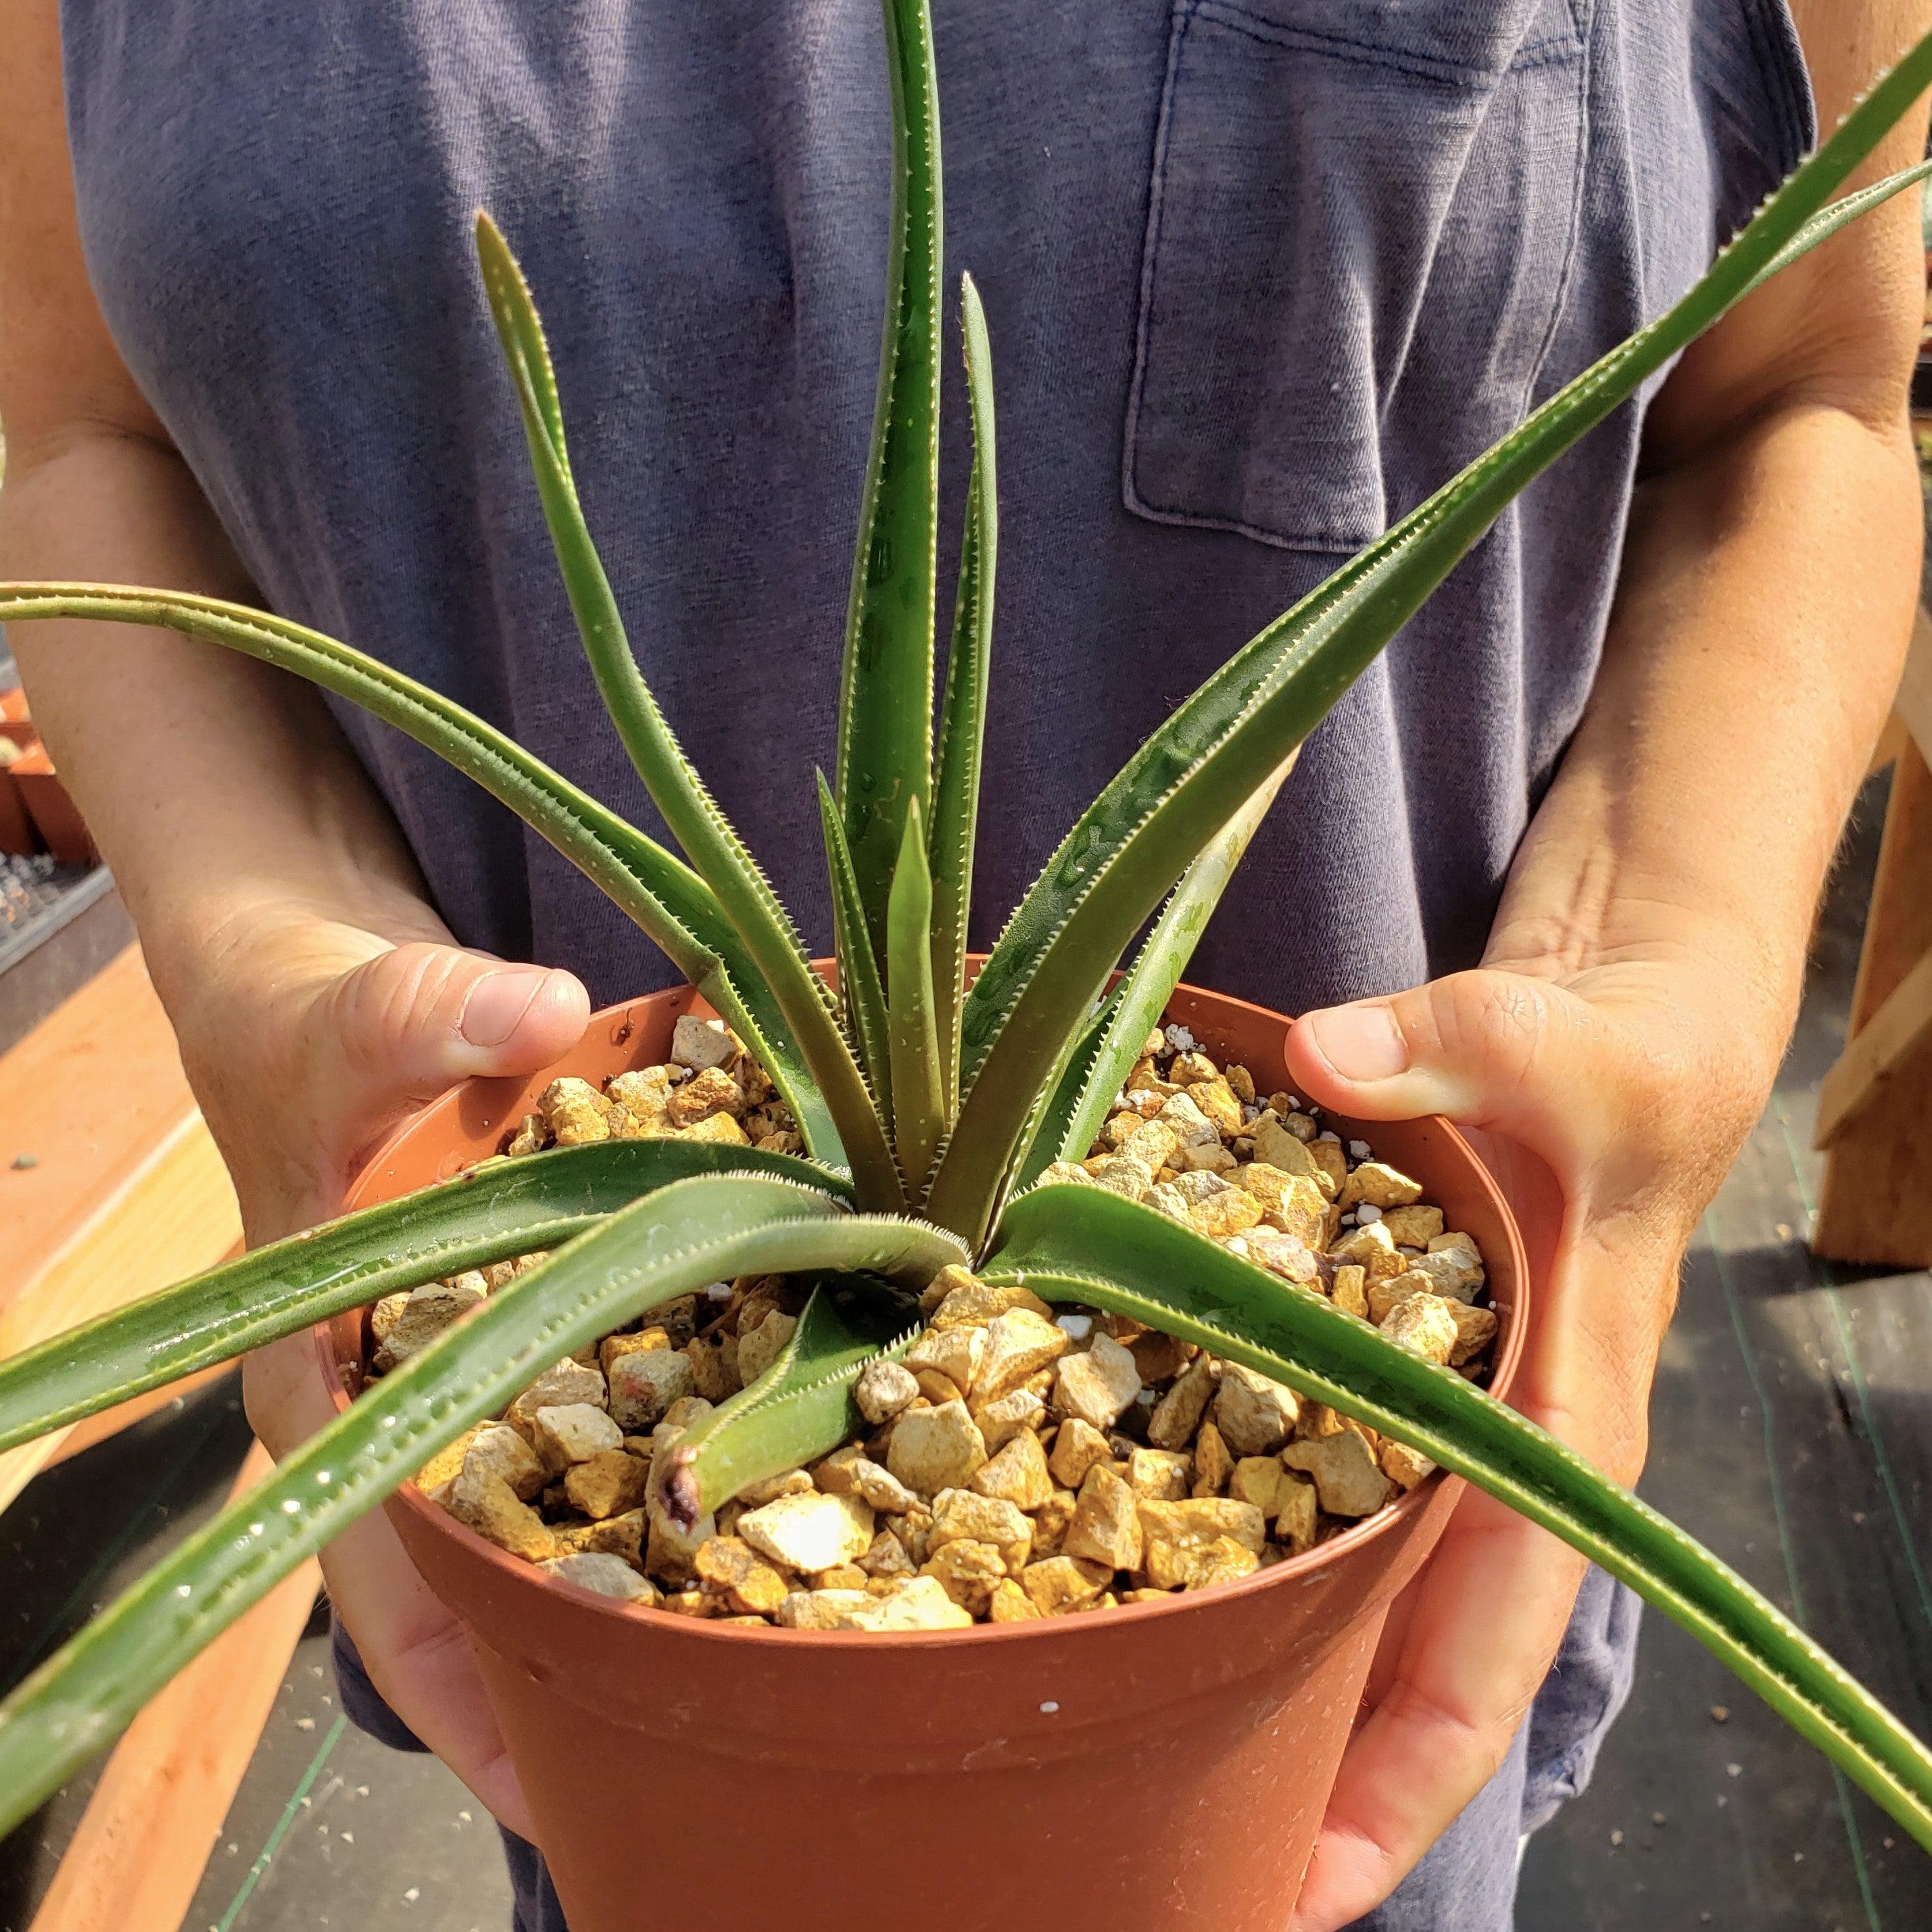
[308,940,589,1161]
[1284,969,1619,1176]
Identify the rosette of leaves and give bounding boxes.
[3,0,1931,1854]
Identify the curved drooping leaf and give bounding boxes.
[0,581,841,1166]
[475,217,896,1206]
[983,1185,1932,1854]
[655,1284,918,1526]
[836,0,944,954]
[0,1139,841,1459]
[818,768,893,1113]
[929,110,1932,1247]
[886,798,945,1192]
[929,272,998,1107]
[0,1174,968,1839]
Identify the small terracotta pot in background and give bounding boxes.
[313,975,1529,1931]
[10,742,96,865]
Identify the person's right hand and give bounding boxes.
[171,902,589,1843]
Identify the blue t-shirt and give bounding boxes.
[57,0,1810,1013]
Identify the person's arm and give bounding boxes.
[0,0,589,1837]
[1281,5,1930,1925]
[0,1,589,1239]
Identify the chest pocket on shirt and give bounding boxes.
[1125,0,1588,554]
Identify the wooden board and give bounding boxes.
[0,946,242,1513]
[25,1441,319,1932]
[1897,605,1932,766]
[1814,944,1932,1147]
[1814,742,1932,1267]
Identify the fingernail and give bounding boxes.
[460,967,554,1048]
[1305,1002,1409,1082]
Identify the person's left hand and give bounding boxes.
[1279,944,1781,1929]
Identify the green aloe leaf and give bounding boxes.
[929,272,998,1107]
[0,581,841,1167]
[1015,979,1130,1197]
[1743,158,1932,297]
[836,0,944,957]
[475,216,898,1207]
[818,768,894,1113]
[886,796,946,1192]
[0,1139,840,1459]
[984,1185,1932,1854]
[930,95,1932,1249]
[0,1174,967,1837]
[1020,754,1296,1185]
[655,1284,918,1526]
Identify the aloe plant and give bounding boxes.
[1,0,1929,1854]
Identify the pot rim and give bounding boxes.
[317,973,1530,1650]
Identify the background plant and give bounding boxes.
[1,0,1931,1857]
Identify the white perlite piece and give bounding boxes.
[671,1013,738,1071]
[738,1491,873,1572]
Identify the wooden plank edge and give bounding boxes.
[1814,942,1932,1149]
[1899,605,1932,767]
[0,1122,241,1518]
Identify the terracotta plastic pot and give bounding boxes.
[9,742,95,866]
[314,975,1528,1931]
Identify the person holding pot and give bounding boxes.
[1,0,1924,1926]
